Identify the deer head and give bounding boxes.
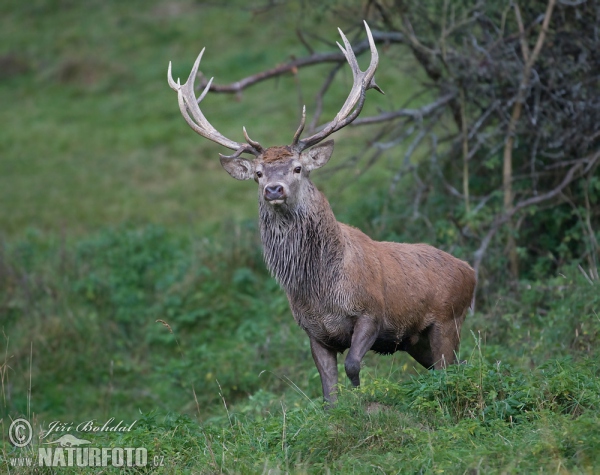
[167,21,383,210]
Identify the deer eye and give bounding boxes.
[294,166,302,174]
[256,171,263,178]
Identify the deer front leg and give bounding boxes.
[309,337,338,405]
[345,316,379,387]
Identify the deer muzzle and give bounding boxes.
[264,183,286,203]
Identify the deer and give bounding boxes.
[168,22,476,405]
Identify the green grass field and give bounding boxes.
[0,0,403,238]
[1,1,599,473]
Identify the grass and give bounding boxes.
[0,0,406,238]
[1,225,599,473]
[1,0,599,473]
[4,355,600,473]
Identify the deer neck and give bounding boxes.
[258,181,344,299]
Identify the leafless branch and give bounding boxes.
[295,29,314,55]
[200,31,404,94]
[513,2,530,62]
[473,151,599,278]
[351,92,456,126]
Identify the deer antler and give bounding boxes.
[291,21,384,152]
[168,48,263,158]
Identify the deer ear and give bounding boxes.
[301,140,334,170]
[219,156,256,181]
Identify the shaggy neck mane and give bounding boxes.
[259,182,344,300]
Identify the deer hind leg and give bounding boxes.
[429,313,466,369]
[406,327,435,369]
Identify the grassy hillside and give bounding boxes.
[0,0,401,238]
[1,227,599,473]
[1,1,599,473]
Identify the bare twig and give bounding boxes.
[352,92,456,126]
[513,2,530,62]
[296,29,314,55]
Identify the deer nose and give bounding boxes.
[264,184,285,201]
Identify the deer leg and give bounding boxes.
[429,318,463,369]
[406,329,435,369]
[309,337,339,404]
[344,317,379,387]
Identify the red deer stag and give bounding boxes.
[168,22,476,404]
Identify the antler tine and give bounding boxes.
[364,20,384,94]
[337,27,360,79]
[167,61,179,91]
[196,76,213,104]
[243,127,264,153]
[293,21,383,152]
[168,49,260,158]
[291,105,306,145]
[219,147,250,160]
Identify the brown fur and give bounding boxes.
[262,146,293,163]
